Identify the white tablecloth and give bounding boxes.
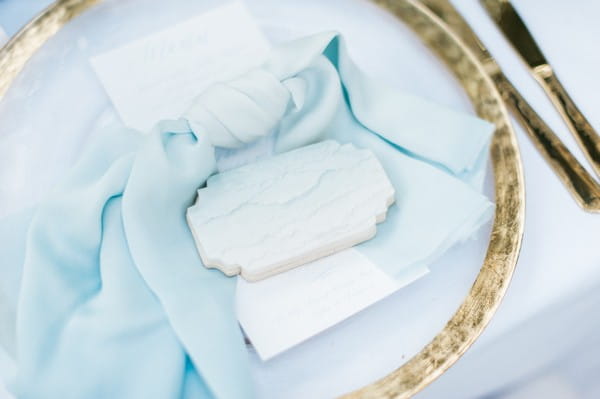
[1,1,599,398]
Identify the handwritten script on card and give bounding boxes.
[236,248,404,361]
[91,2,271,131]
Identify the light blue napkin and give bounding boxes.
[1,32,493,398]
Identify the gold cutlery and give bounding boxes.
[420,0,600,212]
[481,0,600,179]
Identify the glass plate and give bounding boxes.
[0,0,524,397]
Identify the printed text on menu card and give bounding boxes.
[91,2,271,132]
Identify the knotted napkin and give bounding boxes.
[0,31,493,398]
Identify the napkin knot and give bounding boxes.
[184,68,289,148]
[184,56,341,152]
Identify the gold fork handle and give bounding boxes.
[490,71,600,212]
[533,66,600,178]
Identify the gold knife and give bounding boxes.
[481,0,600,178]
[419,0,600,212]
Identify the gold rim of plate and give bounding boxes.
[0,0,525,397]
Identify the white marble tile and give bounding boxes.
[187,140,395,281]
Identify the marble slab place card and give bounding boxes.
[187,140,396,281]
[90,2,271,132]
[236,248,407,361]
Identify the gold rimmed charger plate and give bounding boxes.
[0,0,524,397]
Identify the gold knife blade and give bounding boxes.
[479,0,546,71]
[420,0,600,212]
[481,0,600,178]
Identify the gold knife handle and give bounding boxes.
[534,66,600,177]
[490,71,600,212]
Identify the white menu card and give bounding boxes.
[237,249,409,360]
[91,2,271,132]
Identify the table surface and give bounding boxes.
[1,1,599,398]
